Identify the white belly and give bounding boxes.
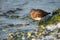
[34,17,42,20]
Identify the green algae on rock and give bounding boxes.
[46,8,60,24]
[39,8,60,25]
[53,8,60,14]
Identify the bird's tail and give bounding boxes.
[48,12,58,16]
[47,12,52,16]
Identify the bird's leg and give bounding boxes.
[37,20,42,36]
[37,20,40,26]
[37,20,42,26]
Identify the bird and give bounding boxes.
[30,9,51,26]
[30,9,50,21]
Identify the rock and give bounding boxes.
[16,8,23,11]
[6,10,16,13]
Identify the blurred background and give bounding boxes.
[0,0,60,40]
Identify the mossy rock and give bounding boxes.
[53,8,60,14]
[46,14,60,24]
[40,8,60,25]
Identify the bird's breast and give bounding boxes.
[34,17,42,20]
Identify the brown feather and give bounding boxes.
[30,9,50,19]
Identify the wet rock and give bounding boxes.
[10,15,20,18]
[57,34,60,39]
[3,38,7,40]
[16,8,23,11]
[8,24,14,27]
[7,33,14,40]
[6,10,16,14]
[5,8,22,14]
[0,28,2,31]
[2,29,6,32]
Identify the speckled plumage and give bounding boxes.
[30,9,50,20]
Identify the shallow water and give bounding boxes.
[0,0,60,40]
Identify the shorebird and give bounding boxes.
[30,9,50,21]
[30,9,50,25]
